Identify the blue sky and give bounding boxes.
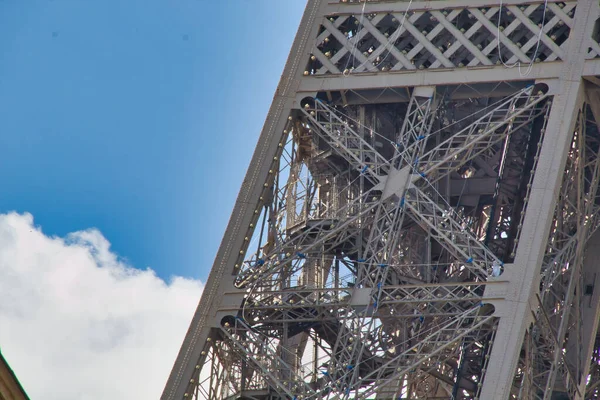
[0,0,307,281]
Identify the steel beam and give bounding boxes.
[160,1,326,399]
[163,1,600,399]
[573,230,600,399]
[478,1,599,398]
[298,64,561,94]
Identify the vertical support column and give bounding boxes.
[573,87,600,398]
[574,229,600,398]
[481,84,584,399]
[479,1,598,398]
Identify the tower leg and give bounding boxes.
[573,229,600,399]
[480,1,598,398]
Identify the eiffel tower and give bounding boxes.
[162,1,600,399]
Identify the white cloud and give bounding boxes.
[0,212,203,400]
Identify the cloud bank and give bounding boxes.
[0,212,203,399]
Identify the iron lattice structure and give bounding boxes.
[163,1,600,399]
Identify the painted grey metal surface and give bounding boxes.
[162,1,600,399]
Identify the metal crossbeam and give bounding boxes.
[162,2,600,400]
[302,94,548,278]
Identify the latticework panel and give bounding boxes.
[306,2,580,75]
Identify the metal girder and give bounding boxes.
[163,1,600,400]
[299,63,558,94]
[189,82,544,398]
[479,1,600,398]
[160,1,328,399]
[411,88,548,184]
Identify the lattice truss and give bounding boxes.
[305,1,596,76]
[509,99,600,400]
[181,81,560,400]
